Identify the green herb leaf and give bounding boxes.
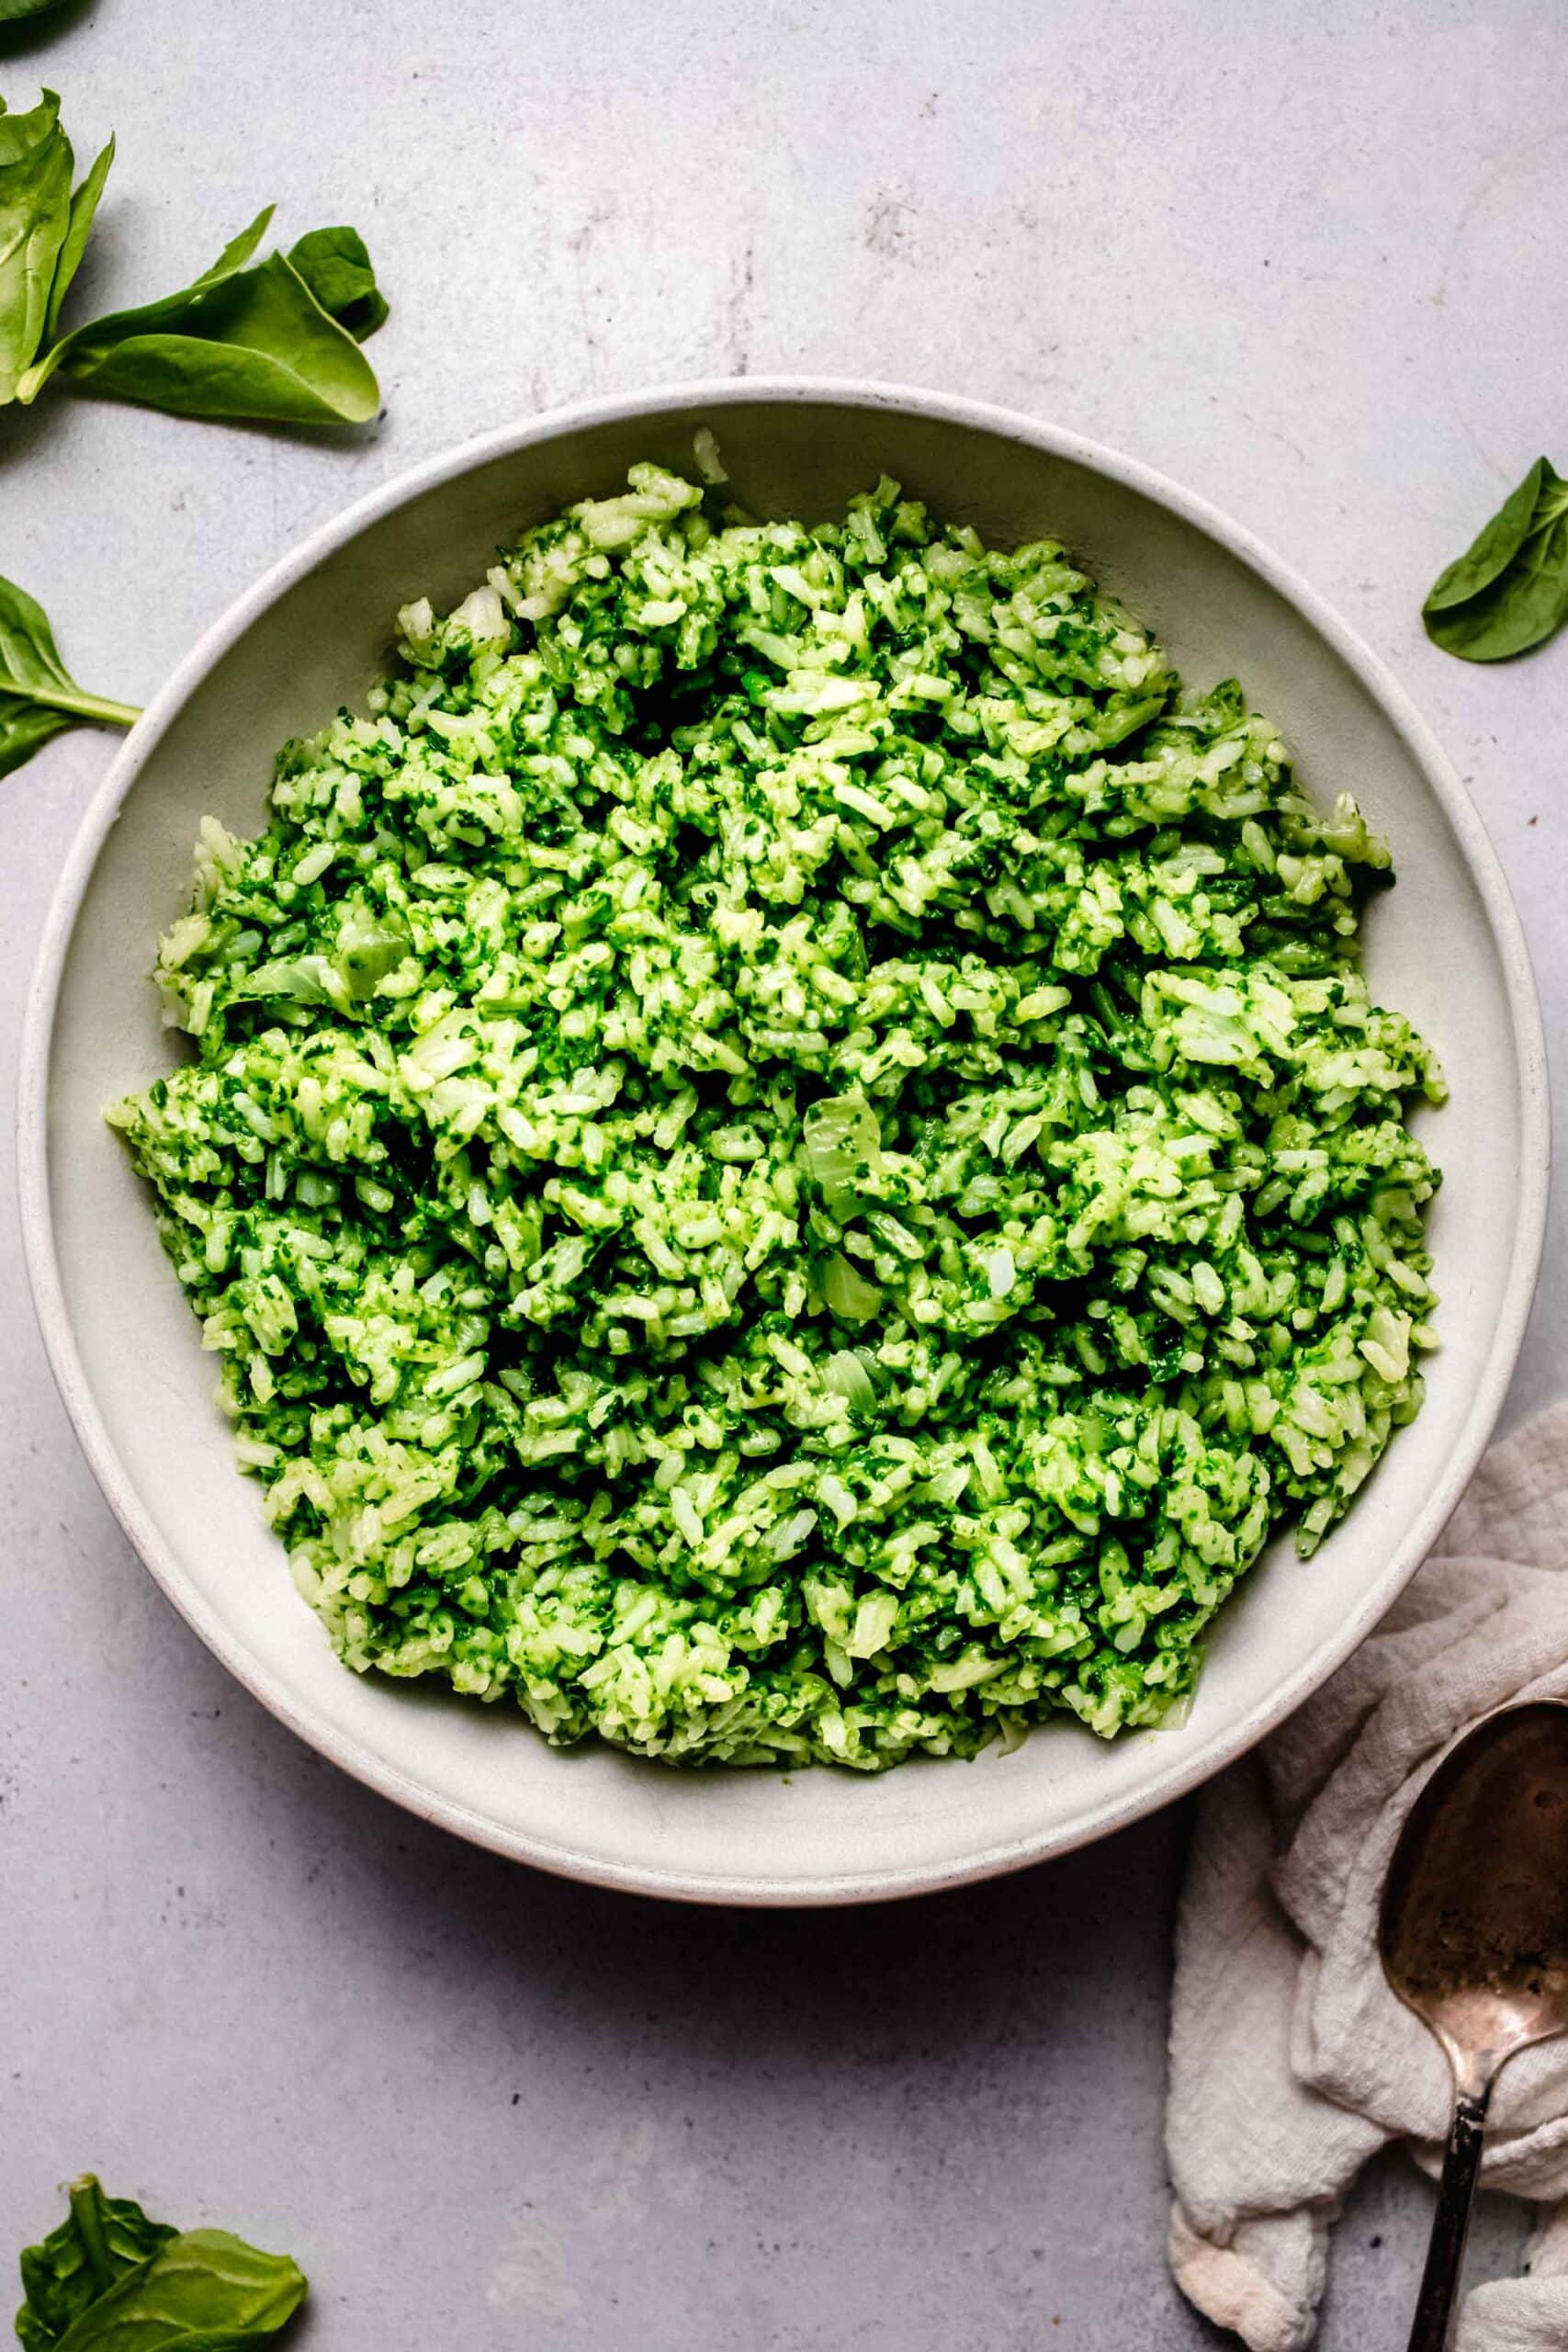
[0,0,77,18]
[1424,459,1546,612]
[59,252,380,424]
[17,2178,175,2350]
[19,205,380,424]
[0,571,140,777]
[15,2184,305,2352]
[286,225,388,342]
[0,88,74,401]
[49,2231,306,2350]
[43,132,113,343]
[0,89,384,425]
[17,197,274,403]
[1423,456,1568,662]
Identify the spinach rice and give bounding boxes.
[110,460,1443,1769]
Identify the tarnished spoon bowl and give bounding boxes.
[1381,1700,1568,2351]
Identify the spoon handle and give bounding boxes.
[1407,2083,1493,2352]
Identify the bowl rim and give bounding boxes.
[17,374,1551,1905]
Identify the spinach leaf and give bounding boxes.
[0,88,73,400]
[49,2231,306,2350]
[43,131,112,344]
[0,570,139,778]
[20,206,381,424]
[15,2184,305,2352]
[0,85,383,425]
[17,2178,175,2349]
[287,225,387,342]
[18,204,277,407]
[1423,457,1568,662]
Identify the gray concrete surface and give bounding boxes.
[3,1,1564,2343]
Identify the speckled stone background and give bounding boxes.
[4,3,1566,2344]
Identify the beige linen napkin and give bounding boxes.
[1168,1403,1568,2350]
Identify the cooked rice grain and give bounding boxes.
[109,464,1443,1768]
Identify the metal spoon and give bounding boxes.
[1380,1699,1568,2352]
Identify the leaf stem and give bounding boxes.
[23,682,141,727]
[67,2177,115,2293]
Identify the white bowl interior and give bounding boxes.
[29,389,1543,1900]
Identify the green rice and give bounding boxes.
[109,460,1443,1769]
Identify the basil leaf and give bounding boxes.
[286,225,387,342]
[1423,457,1568,662]
[20,209,380,424]
[0,88,74,401]
[0,0,76,17]
[17,2178,175,2349]
[47,2231,306,2351]
[0,570,140,778]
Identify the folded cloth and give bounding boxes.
[1168,1403,1568,2351]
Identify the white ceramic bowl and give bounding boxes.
[19,379,1549,1905]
